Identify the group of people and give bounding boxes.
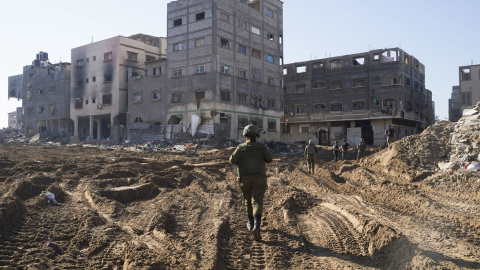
[229,124,396,242]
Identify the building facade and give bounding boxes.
[281,48,431,146]
[154,0,284,142]
[70,34,166,141]
[449,85,461,122]
[457,64,480,115]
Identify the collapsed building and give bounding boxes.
[449,64,480,122]
[281,48,434,146]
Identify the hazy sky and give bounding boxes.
[1,0,479,128]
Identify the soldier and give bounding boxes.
[341,139,350,161]
[230,124,273,241]
[385,125,396,147]
[333,141,341,162]
[356,138,366,160]
[304,140,318,174]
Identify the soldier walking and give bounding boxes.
[333,141,341,162]
[356,138,366,160]
[230,125,273,241]
[304,140,318,174]
[341,139,350,161]
[385,125,396,147]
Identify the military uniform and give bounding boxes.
[333,142,341,162]
[341,140,350,161]
[304,140,318,174]
[357,139,366,160]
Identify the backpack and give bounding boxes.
[386,128,393,138]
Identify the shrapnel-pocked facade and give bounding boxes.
[281,48,433,146]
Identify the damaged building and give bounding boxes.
[70,34,166,141]
[281,48,434,146]
[129,0,284,142]
[8,52,73,137]
[449,64,480,122]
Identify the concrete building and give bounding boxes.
[70,34,166,141]
[7,110,18,128]
[8,52,72,137]
[457,64,480,115]
[152,0,284,142]
[281,48,431,146]
[449,86,461,122]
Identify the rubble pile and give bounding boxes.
[448,101,480,165]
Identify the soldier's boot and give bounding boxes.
[246,215,254,231]
[252,214,262,241]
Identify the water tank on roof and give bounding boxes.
[39,52,48,61]
[32,59,41,67]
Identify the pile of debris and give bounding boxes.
[448,101,480,165]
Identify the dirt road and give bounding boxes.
[0,142,479,269]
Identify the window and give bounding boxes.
[146,55,156,61]
[404,54,410,65]
[133,93,142,103]
[266,9,274,18]
[49,85,56,93]
[281,124,291,134]
[92,97,96,103]
[300,125,310,133]
[173,18,182,27]
[296,105,306,114]
[252,49,261,58]
[352,57,365,66]
[238,44,247,54]
[239,20,246,29]
[86,99,89,105]
[312,82,325,89]
[268,120,276,130]
[267,33,274,41]
[49,104,56,114]
[92,76,96,82]
[267,54,274,63]
[296,85,306,93]
[373,54,380,61]
[267,77,275,85]
[104,52,112,61]
[220,12,229,22]
[312,104,325,112]
[330,80,342,90]
[131,71,141,79]
[93,56,96,61]
[194,65,205,74]
[221,90,231,101]
[238,117,248,128]
[268,99,275,108]
[173,69,182,77]
[173,43,184,51]
[127,51,138,61]
[352,101,366,110]
[279,35,283,44]
[220,38,229,48]
[381,50,398,62]
[38,87,44,95]
[153,67,161,76]
[330,60,342,69]
[196,12,205,21]
[461,93,471,105]
[279,57,283,65]
[239,93,247,103]
[220,65,230,74]
[251,118,262,128]
[312,62,325,69]
[76,59,84,67]
[373,76,380,83]
[152,91,161,100]
[352,78,366,88]
[85,78,89,83]
[251,73,262,82]
[382,74,400,85]
[251,25,261,35]
[405,77,411,87]
[77,80,83,87]
[195,38,205,47]
[283,68,287,75]
[330,103,343,112]
[75,98,83,109]
[195,91,205,100]
[104,74,112,83]
[238,69,247,78]
[38,105,45,114]
[102,94,112,105]
[86,58,89,63]
[461,68,471,80]
[296,65,306,73]
[172,92,182,103]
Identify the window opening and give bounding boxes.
[196,12,205,21]
[296,65,306,73]
[173,18,182,27]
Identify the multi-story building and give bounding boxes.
[8,52,72,136]
[150,0,284,142]
[7,110,17,128]
[281,48,431,146]
[70,34,166,141]
[457,64,480,115]
[449,86,461,122]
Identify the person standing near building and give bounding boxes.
[333,141,341,162]
[341,139,350,161]
[229,124,273,241]
[304,140,318,174]
[356,138,366,160]
[385,125,396,147]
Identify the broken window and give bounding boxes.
[102,94,112,105]
[268,120,276,131]
[239,93,247,103]
[76,59,84,67]
[153,67,161,76]
[279,57,283,65]
[173,69,182,77]
[85,99,89,105]
[352,101,366,110]
[352,78,366,88]
[266,8,274,18]
[414,60,419,70]
[381,50,398,62]
[38,105,45,114]
[312,82,325,89]
[220,65,230,74]
[92,76,96,82]
[461,68,471,80]
[373,54,380,61]
[268,99,275,108]
[133,93,142,103]
[49,85,56,94]
[330,103,342,112]
[220,90,231,101]
[238,117,248,128]
[195,38,205,47]
[330,60,342,69]
[38,87,44,95]
[295,105,306,114]
[405,77,411,87]
[352,57,365,66]
[127,51,138,61]
[252,49,261,58]
[283,67,287,75]
[296,85,306,93]
[251,25,261,35]
[296,65,306,73]
[104,52,112,61]
[195,91,205,100]
[196,12,205,21]
[171,92,182,103]
[238,44,247,54]
[247,0,260,11]
[194,65,205,74]
[220,113,230,124]
[92,97,96,103]
[281,123,291,134]
[220,12,229,22]
[49,104,56,114]
[220,38,229,48]
[146,55,156,61]
[312,62,325,69]
[330,80,343,90]
[382,74,399,85]
[173,43,184,51]
[267,77,275,85]
[134,117,143,123]
[77,80,83,87]
[152,91,161,100]
[251,73,262,82]
[267,33,274,41]
[251,118,262,128]
[75,98,83,109]
[461,93,471,105]
[173,18,182,27]
[312,104,325,112]
[404,54,410,65]
[238,69,247,78]
[104,74,112,83]
[267,54,274,63]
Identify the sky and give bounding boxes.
[1,0,479,128]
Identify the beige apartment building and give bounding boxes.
[458,64,480,113]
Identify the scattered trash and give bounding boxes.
[466,162,480,170]
[41,191,60,205]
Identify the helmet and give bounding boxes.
[243,124,260,137]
